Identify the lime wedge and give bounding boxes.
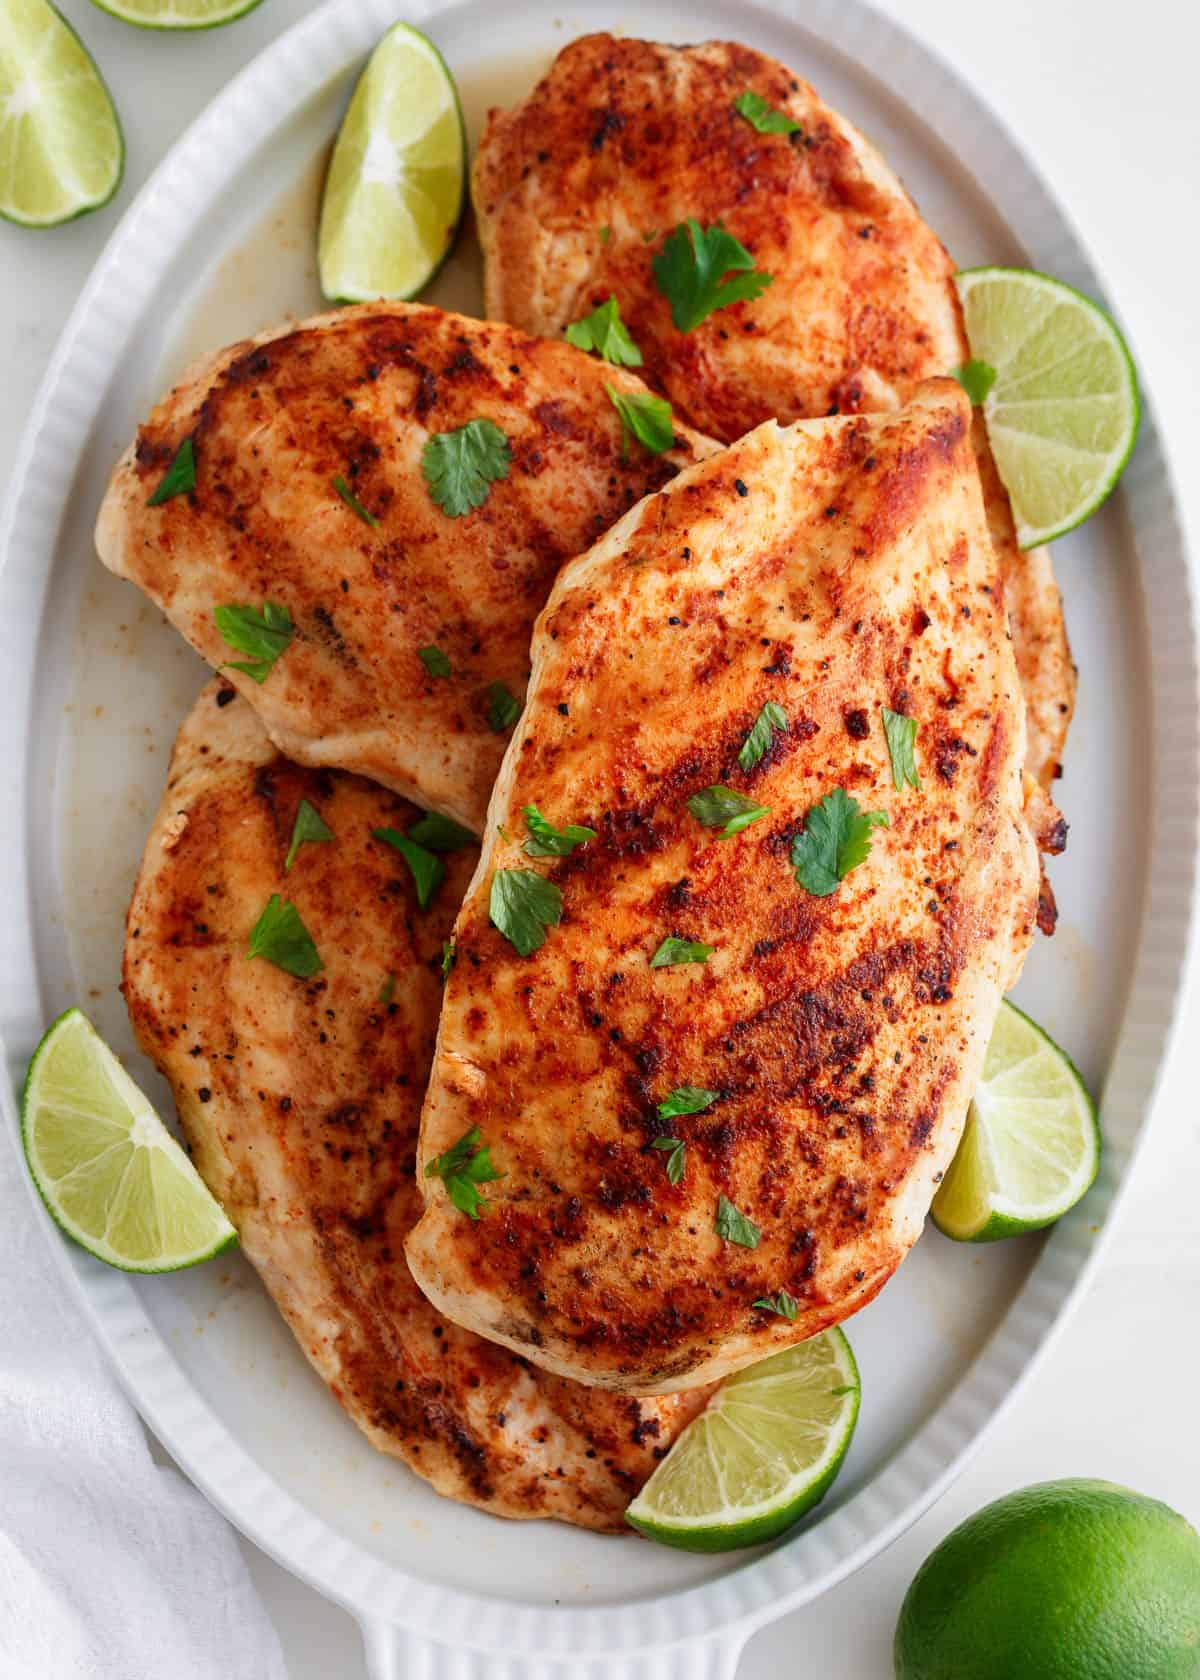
[0,0,122,227]
[22,1009,236,1272]
[625,1329,860,1551]
[955,267,1139,548]
[318,22,466,304]
[87,0,262,27]
[932,1001,1099,1242]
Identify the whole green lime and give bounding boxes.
[895,1479,1200,1679]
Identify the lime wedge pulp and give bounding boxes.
[955,267,1139,548]
[22,1009,236,1272]
[318,22,466,304]
[625,1328,860,1551]
[932,1001,1099,1242]
[0,0,123,227]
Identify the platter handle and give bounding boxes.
[359,1622,749,1680]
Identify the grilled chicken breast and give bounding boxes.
[97,303,715,832]
[407,384,1048,1394]
[473,33,1075,791]
[122,682,708,1526]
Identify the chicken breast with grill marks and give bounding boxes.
[407,383,1051,1394]
[473,33,1075,793]
[96,302,716,832]
[122,681,708,1527]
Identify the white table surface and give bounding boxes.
[4,1,1199,1673]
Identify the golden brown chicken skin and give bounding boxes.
[473,34,1075,792]
[97,303,716,832]
[407,384,1047,1394]
[122,682,708,1526]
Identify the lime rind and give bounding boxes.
[318,22,467,305]
[932,1001,1099,1243]
[22,1008,236,1272]
[86,0,265,30]
[955,267,1140,548]
[625,1328,860,1552]
[0,0,124,227]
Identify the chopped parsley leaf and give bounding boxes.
[753,1288,798,1320]
[486,680,522,733]
[606,384,675,457]
[489,868,563,956]
[213,601,293,684]
[651,1136,686,1185]
[791,787,889,897]
[951,360,997,405]
[425,1125,503,1219]
[332,474,379,527]
[566,295,643,367]
[246,894,322,979]
[522,802,596,858]
[881,707,922,791]
[734,90,802,136]
[738,700,788,771]
[378,972,396,1005]
[284,799,333,872]
[715,1194,761,1249]
[146,436,196,506]
[417,644,452,679]
[373,827,445,910]
[687,784,769,837]
[408,811,477,851]
[652,219,774,333]
[441,939,456,982]
[422,419,512,517]
[650,936,714,968]
[657,1085,718,1120]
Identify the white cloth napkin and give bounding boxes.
[0,1107,288,1680]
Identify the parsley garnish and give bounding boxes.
[652,1136,686,1185]
[652,219,774,333]
[650,936,714,968]
[881,707,922,791]
[657,1085,717,1120]
[425,1125,503,1220]
[373,827,445,910]
[565,295,643,367]
[738,700,788,772]
[486,681,522,733]
[951,360,997,405]
[332,474,379,528]
[687,785,769,837]
[408,811,477,851]
[147,436,196,506]
[422,419,511,517]
[522,803,596,858]
[715,1194,761,1249]
[598,224,612,245]
[753,1289,798,1320]
[791,787,889,897]
[284,799,333,872]
[441,939,455,981]
[213,601,293,684]
[734,90,802,135]
[489,868,563,956]
[379,973,396,1005]
[606,385,675,457]
[246,894,322,978]
[418,644,451,679]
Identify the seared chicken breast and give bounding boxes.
[122,682,708,1526]
[407,384,1048,1394]
[97,303,715,832]
[473,34,1075,791]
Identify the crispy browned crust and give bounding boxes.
[122,682,707,1528]
[96,302,716,832]
[407,384,1046,1394]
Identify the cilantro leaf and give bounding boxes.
[284,799,333,872]
[657,1085,718,1120]
[407,811,477,851]
[951,360,997,405]
[606,384,675,456]
[332,474,379,528]
[422,419,511,517]
[425,1125,503,1220]
[213,601,294,684]
[373,827,445,910]
[652,219,774,333]
[147,436,196,506]
[246,894,322,978]
[486,681,522,733]
[441,939,456,982]
[738,700,788,772]
[715,1194,761,1249]
[522,802,596,858]
[489,868,563,956]
[881,707,922,791]
[651,1136,686,1185]
[565,295,644,367]
[791,787,889,896]
[687,785,769,837]
[418,644,451,678]
[734,91,802,136]
[753,1289,798,1320]
[650,936,714,968]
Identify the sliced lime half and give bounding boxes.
[932,1000,1099,1242]
[318,22,466,304]
[87,0,263,28]
[0,0,123,227]
[22,1009,236,1272]
[626,1328,860,1551]
[955,266,1139,547]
